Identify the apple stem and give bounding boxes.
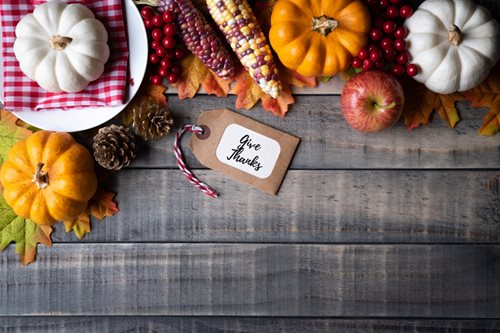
[373,101,396,109]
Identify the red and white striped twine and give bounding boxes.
[173,125,218,198]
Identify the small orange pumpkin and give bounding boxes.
[0,131,97,225]
[269,0,370,77]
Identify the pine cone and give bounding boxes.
[93,125,137,171]
[132,97,174,140]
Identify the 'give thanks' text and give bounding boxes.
[226,135,263,171]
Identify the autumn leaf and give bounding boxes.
[0,109,33,165]
[88,188,119,220]
[261,86,294,117]
[64,188,119,240]
[401,78,465,130]
[0,196,52,265]
[231,66,295,117]
[121,82,168,126]
[232,68,264,110]
[281,67,317,88]
[63,213,90,240]
[177,53,233,99]
[462,64,500,136]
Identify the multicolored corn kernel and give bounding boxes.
[160,0,235,79]
[206,0,282,98]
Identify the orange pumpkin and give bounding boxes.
[0,131,97,225]
[269,0,370,77]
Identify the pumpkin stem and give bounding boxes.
[49,35,73,50]
[312,15,338,37]
[448,25,462,46]
[32,163,49,190]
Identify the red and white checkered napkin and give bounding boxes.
[0,0,129,111]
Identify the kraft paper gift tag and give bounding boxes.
[189,109,300,195]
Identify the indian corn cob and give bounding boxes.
[160,0,235,79]
[206,0,282,98]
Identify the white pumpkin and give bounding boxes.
[13,1,110,93]
[404,0,500,94]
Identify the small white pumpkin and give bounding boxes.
[13,1,110,93]
[404,0,500,94]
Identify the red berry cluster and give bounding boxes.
[141,6,186,85]
[353,0,419,77]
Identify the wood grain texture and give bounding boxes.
[52,169,500,243]
[1,317,500,333]
[130,96,500,169]
[1,244,499,317]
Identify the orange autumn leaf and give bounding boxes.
[462,64,500,136]
[232,68,264,110]
[88,188,119,220]
[121,82,168,126]
[261,86,294,117]
[281,67,317,88]
[231,66,294,117]
[64,188,119,240]
[177,53,232,99]
[148,82,168,106]
[401,78,464,130]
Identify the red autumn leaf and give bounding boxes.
[177,53,233,99]
[401,78,464,130]
[64,188,119,240]
[462,64,500,136]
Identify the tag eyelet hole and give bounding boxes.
[196,125,211,140]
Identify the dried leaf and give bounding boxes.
[148,83,169,106]
[401,78,464,130]
[231,66,294,116]
[0,109,33,165]
[462,64,500,136]
[261,86,294,117]
[122,82,168,126]
[63,213,90,240]
[177,54,232,99]
[88,189,119,220]
[0,196,52,265]
[63,188,119,240]
[282,67,317,88]
[232,68,264,110]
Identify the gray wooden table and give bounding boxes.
[2,1,500,331]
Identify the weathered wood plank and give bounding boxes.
[130,96,500,169]
[1,317,500,333]
[1,244,499,317]
[53,169,500,243]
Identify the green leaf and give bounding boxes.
[0,109,32,165]
[0,195,52,265]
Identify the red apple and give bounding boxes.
[341,70,404,133]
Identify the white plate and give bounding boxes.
[0,0,148,132]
